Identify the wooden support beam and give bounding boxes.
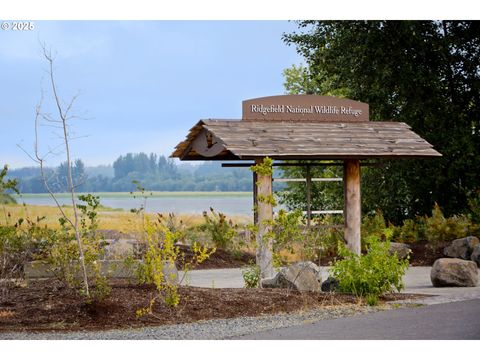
[255,158,274,279]
[273,177,342,182]
[253,171,258,226]
[343,159,361,255]
[306,166,312,227]
[221,162,384,168]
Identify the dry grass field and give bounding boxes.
[0,203,251,234]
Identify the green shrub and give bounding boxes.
[394,218,425,244]
[330,236,409,305]
[37,194,110,302]
[361,210,395,250]
[468,189,480,225]
[136,216,181,308]
[242,262,260,288]
[0,165,18,205]
[0,222,34,297]
[136,214,214,312]
[362,210,388,239]
[368,204,479,249]
[201,207,237,249]
[303,214,343,263]
[157,213,188,245]
[254,209,341,266]
[267,209,304,263]
[424,204,472,250]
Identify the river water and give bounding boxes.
[16,193,256,216]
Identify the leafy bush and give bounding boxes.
[136,217,180,308]
[201,207,237,249]
[267,209,304,265]
[136,214,214,312]
[0,165,18,204]
[37,194,110,301]
[157,213,188,244]
[0,222,34,298]
[253,209,342,266]
[242,262,260,288]
[424,204,472,251]
[330,236,409,304]
[393,218,424,244]
[468,189,480,224]
[362,205,479,251]
[361,210,395,247]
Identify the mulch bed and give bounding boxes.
[0,280,421,333]
[407,241,446,266]
[177,245,255,270]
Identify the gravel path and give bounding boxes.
[0,304,401,340]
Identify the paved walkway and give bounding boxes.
[235,298,480,340]
[181,266,480,304]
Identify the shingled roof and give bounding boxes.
[171,119,441,160]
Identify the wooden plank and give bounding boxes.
[273,178,343,182]
[304,210,344,215]
[222,162,347,167]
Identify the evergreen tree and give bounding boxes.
[282,20,480,223]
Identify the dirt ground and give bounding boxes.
[0,280,421,333]
[178,245,255,270]
[407,241,445,266]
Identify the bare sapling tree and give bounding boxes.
[21,44,90,297]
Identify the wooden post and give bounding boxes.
[253,171,258,226]
[306,165,312,228]
[255,158,274,279]
[343,160,361,255]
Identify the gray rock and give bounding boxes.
[103,238,138,259]
[321,276,339,292]
[261,261,321,292]
[388,242,412,260]
[24,259,179,284]
[443,236,480,260]
[430,258,478,287]
[471,245,480,267]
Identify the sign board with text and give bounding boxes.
[242,95,369,122]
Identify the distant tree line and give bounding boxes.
[8,153,253,193]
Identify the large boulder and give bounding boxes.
[388,242,412,260]
[430,258,478,287]
[471,245,480,267]
[261,261,321,292]
[443,236,479,260]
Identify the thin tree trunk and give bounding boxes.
[45,49,90,297]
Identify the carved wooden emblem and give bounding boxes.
[191,128,225,157]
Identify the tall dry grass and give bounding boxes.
[0,204,251,235]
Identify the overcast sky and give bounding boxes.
[0,21,302,168]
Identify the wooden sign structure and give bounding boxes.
[172,95,441,279]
